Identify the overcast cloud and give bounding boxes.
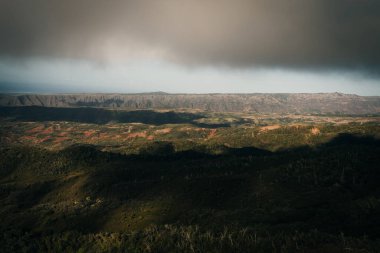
[0,0,379,72]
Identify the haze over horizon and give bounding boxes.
[1,1,380,95]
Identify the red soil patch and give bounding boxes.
[127,131,147,139]
[311,127,320,135]
[147,135,154,140]
[179,127,194,134]
[98,133,110,139]
[26,125,44,133]
[207,129,217,139]
[40,127,54,135]
[154,128,172,134]
[57,132,68,137]
[54,137,70,143]
[83,130,97,137]
[260,125,281,132]
[37,136,51,143]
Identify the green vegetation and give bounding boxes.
[2,226,379,253]
[1,108,380,252]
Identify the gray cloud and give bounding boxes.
[0,0,380,71]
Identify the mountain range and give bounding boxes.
[1,93,380,114]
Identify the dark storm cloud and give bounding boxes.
[0,0,380,71]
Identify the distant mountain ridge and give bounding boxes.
[1,93,380,114]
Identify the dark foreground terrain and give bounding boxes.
[1,104,380,252]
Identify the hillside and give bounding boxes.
[1,93,380,114]
[1,101,380,252]
[1,134,380,252]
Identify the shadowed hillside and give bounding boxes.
[0,106,204,125]
[1,134,380,252]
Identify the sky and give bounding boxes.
[0,0,379,95]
